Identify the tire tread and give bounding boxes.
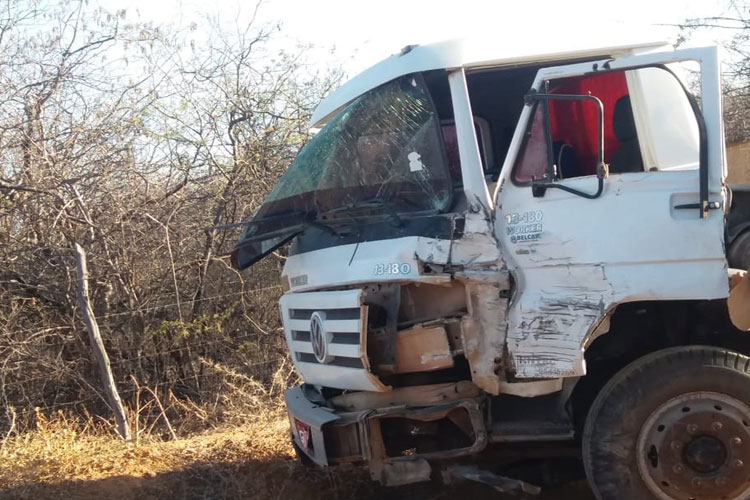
[582,346,750,500]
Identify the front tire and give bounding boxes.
[582,346,750,500]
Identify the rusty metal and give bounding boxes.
[363,398,488,486]
[636,392,750,500]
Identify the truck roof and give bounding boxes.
[310,37,671,128]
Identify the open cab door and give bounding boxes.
[496,47,728,379]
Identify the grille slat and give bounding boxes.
[297,352,365,369]
[287,318,361,334]
[327,343,360,358]
[290,308,360,320]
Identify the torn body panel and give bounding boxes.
[416,213,510,394]
[493,56,728,379]
[286,381,487,486]
[461,283,508,394]
[505,266,610,378]
[366,398,488,486]
[279,210,511,395]
[503,259,729,379]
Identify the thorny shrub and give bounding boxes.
[0,0,341,440]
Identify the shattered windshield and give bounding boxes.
[232,73,453,269]
[258,73,452,219]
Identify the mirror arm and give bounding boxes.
[528,92,608,200]
[532,170,606,199]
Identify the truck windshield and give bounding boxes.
[257,73,452,219]
[232,73,453,269]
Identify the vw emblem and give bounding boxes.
[310,311,333,364]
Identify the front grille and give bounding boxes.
[279,289,388,392]
[289,307,364,368]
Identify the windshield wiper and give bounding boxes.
[305,219,350,238]
[317,198,403,227]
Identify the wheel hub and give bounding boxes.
[636,392,750,500]
[683,435,727,474]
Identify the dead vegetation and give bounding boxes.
[0,360,592,500]
[0,409,300,500]
[0,366,346,500]
[0,361,437,500]
[0,0,337,440]
[0,401,593,500]
[0,4,354,497]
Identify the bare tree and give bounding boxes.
[679,0,750,142]
[0,0,342,434]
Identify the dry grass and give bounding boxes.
[0,407,446,500]
[0,363,594,500]
[0,358,387,500]
[0,410,290,487]
[0,359,309,500]
[0,410,595,500]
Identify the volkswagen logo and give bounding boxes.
[310,311,333,364]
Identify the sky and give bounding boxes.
[99,0,734,79]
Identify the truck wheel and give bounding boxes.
[582,346,750,500]
[728,229,750,270]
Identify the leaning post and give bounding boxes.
[75,243,131,440]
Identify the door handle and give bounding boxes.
[674,201,722,210]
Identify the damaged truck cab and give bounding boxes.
[233,38,750,500]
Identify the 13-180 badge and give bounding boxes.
[374,262,411,275]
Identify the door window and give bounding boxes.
[512,67,700,184]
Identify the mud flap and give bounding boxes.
[728,268,750,330]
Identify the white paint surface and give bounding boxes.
[496,48,728,378]
[279,43,731,390]
[311,38,670,127]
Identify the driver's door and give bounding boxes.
[495,47,728,379]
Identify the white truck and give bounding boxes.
[231,37,750,500]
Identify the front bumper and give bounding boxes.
[286,385,342,466]
[285,384,488,485]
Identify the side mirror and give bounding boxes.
[525,92,608,200]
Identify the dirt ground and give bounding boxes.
[0,415,596,500]
[0,466,595,500]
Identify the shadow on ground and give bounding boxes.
[0,454,596,500]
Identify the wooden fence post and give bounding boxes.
[75,243,131,440]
